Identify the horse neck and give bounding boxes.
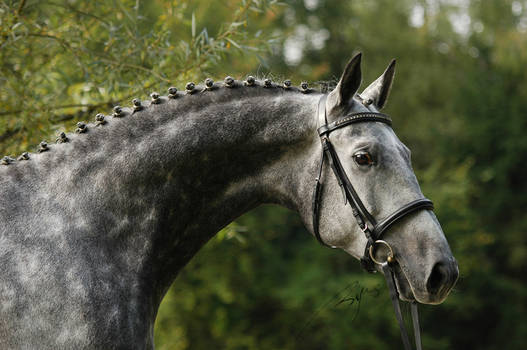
[150,89,321,279]
[4,85,321,297]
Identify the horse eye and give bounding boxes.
[353,151,374,166]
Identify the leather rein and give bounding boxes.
[311,94,434,350]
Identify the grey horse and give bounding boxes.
[0,54,458,349]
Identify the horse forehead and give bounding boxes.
[346,122,399,145]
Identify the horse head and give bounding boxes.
[308,53,458,304]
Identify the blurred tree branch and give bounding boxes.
[0,0,281,154]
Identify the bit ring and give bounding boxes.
[369,240,395,265]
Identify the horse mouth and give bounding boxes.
[391,263,418,302]
[392,259,458,305]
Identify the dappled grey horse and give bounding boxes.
[0,53,458,349]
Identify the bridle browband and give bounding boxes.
[311,94,434,350]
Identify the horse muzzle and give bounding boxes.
[399,256,459,305]
[422,257,459,304]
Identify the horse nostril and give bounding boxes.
[426,261,449,295]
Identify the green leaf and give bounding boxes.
[191,12,196,38]
[225,37,241,49]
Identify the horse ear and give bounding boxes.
[328,53,362,109]
[361,59,396,110]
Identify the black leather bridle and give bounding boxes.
[311,94,434,350]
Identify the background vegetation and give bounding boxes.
[1,0,526,349]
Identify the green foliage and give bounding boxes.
[2,0,526,349]
[0,0,279,155]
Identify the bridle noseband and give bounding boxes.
[311,94,434,350]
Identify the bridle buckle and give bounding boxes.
[360,223,370,234]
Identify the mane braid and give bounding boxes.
[1,77,323,165]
